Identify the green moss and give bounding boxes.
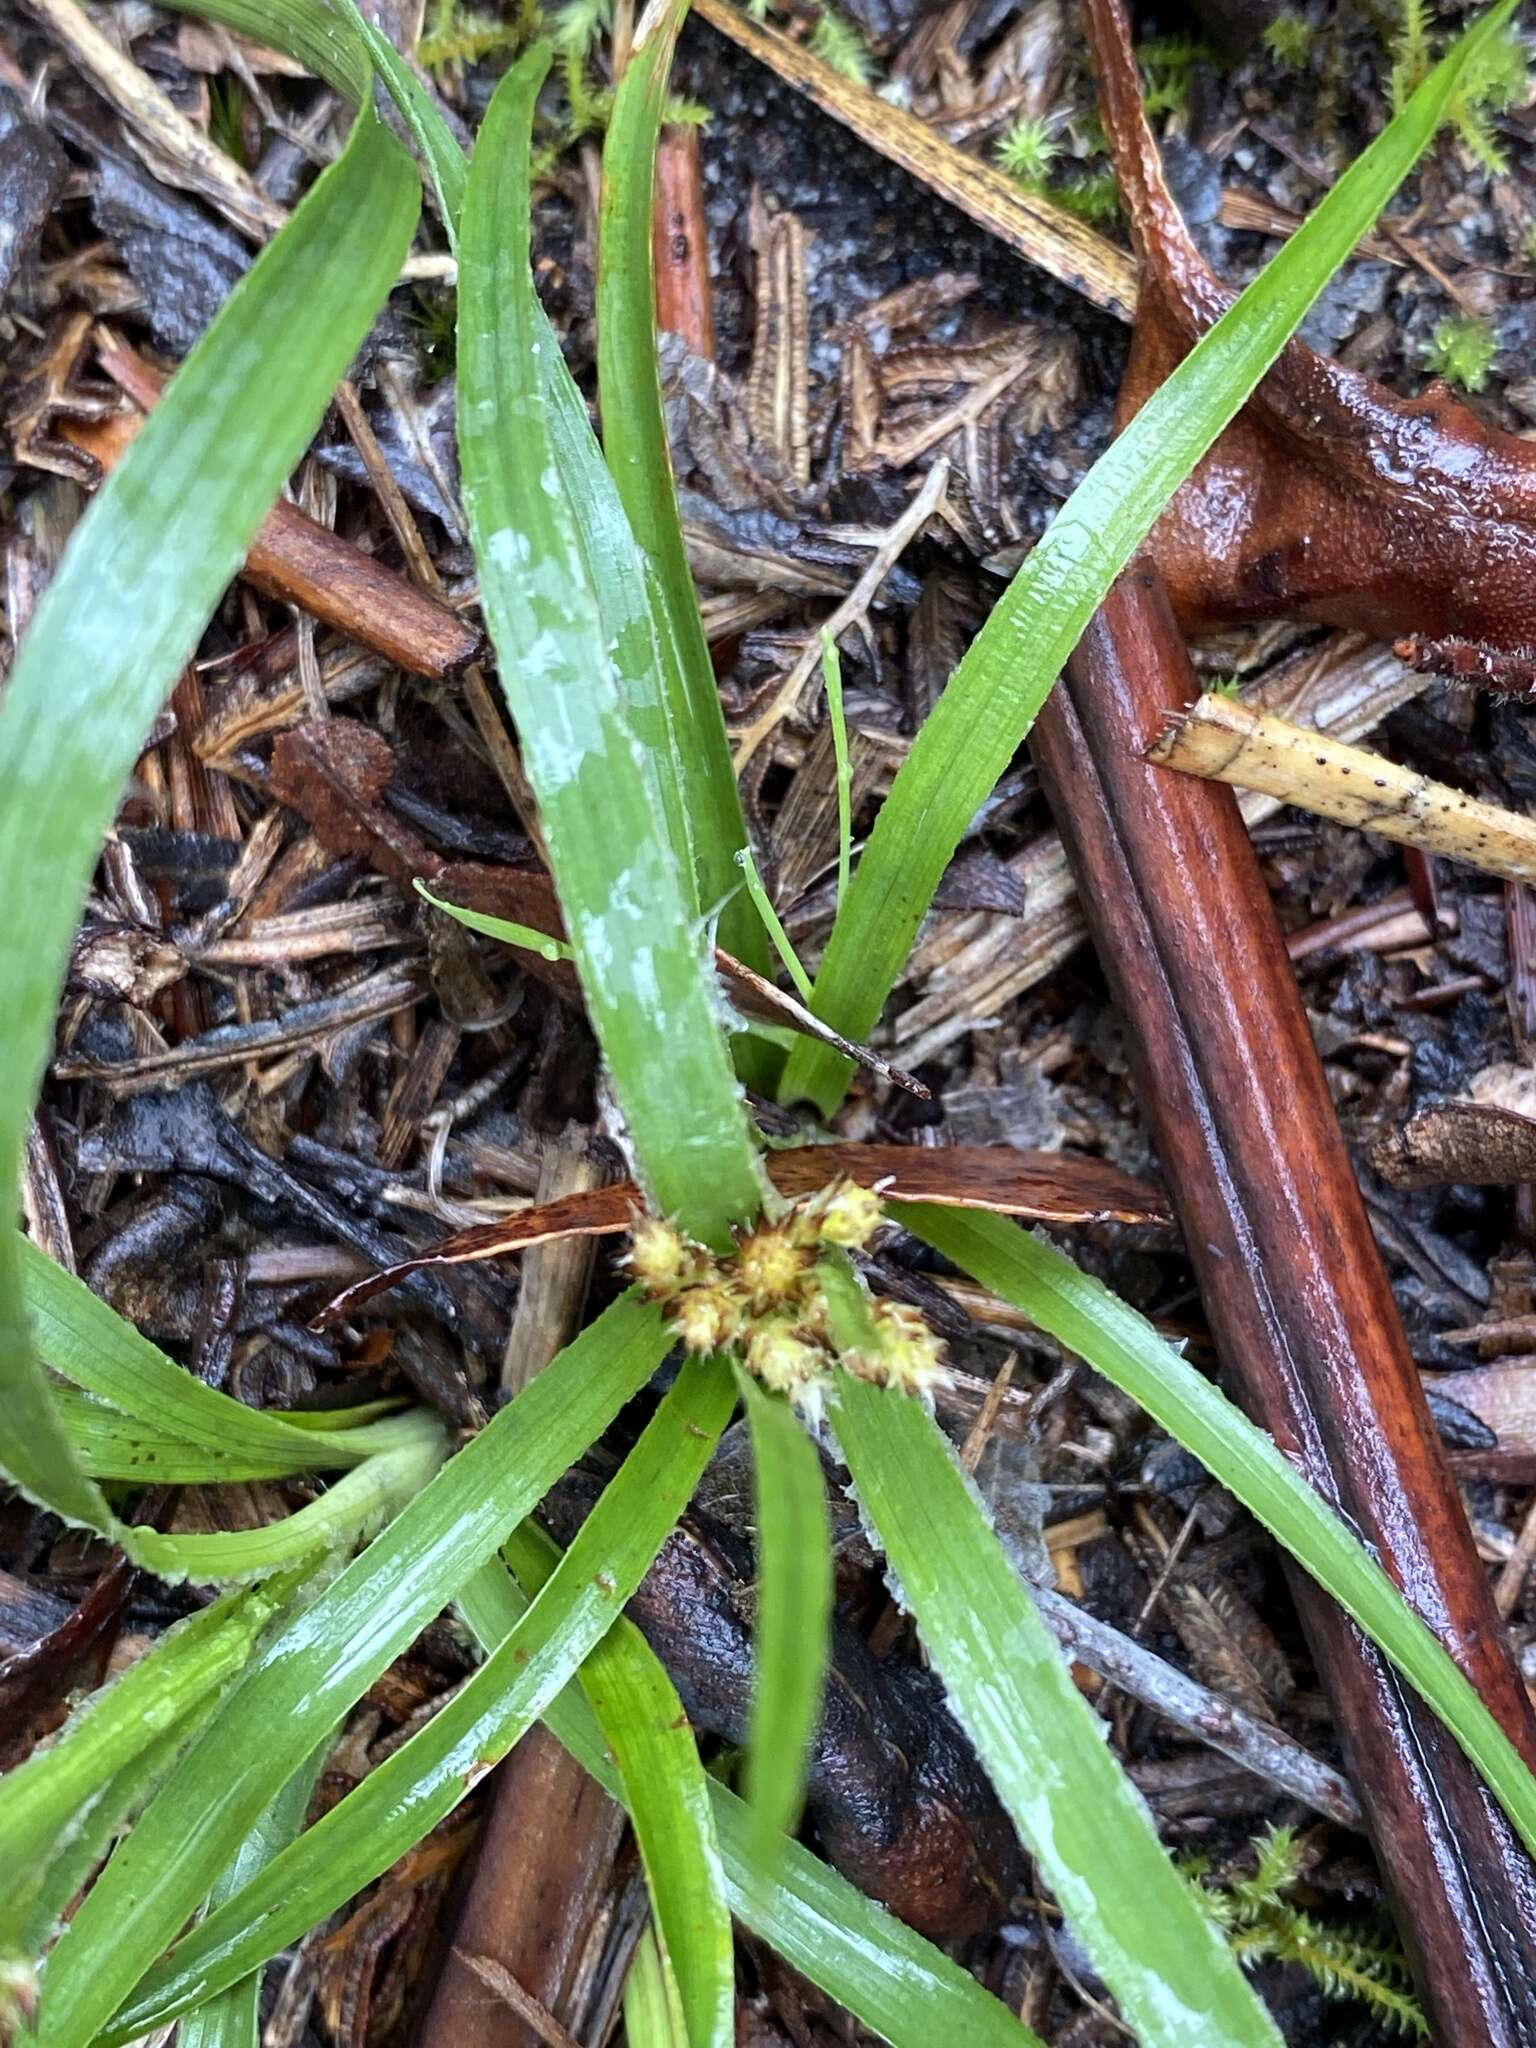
[995,116,1061,185]
[1262,9,1314,72]
[1387,0,1528,171]
[808,5,873,85]
[1186,1827,1427,2038]
[1423,312,1498,392]
[1138,34,1214,117]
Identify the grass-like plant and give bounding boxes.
[0,1,1529,2043]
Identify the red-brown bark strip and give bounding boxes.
[653,126,716,359]
[65,334,482,682]
[1031,564,1536,2047]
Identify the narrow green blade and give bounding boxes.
[734,1370,832,1881]
[506,1518,735,2048]
[29,1294,671,2048]
[20,1240,390,1472]
[0,1574,305,1961]
[458,46,763,1245]
[97,1357,735,2046]
[599,0,771,981]
[469,1563,1041,2048]
[898,1199,1536,1872]
[175,1758,325,2048]
[0,66,419,1528]
[831,1374,1282,2048]
[623,1925,691,2048]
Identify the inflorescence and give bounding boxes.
[625,1179,948,1409]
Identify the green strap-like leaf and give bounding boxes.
[105,1545,1038,2048]
[110,1411,446,1585]
[897,1199,1536,1870]
[458,47,764,1245]
[0,1573,307,1962]
[96,1357,735,2047]
[734,1369,832,1884]
[17,1242,447,1582]
[599,0,772,983]
[176,1743,329,2048]
[29,1293,671,2048]
[506,1520,734,2048]
[779,0,1519,1114]
[51,1383,422,1486]
[623,1925,691,2048]
[0,70,420,1531]
[462,1562,1040,2048]
[583,1624,734,2048]
[831,1373,1282,2048]
[21,1240,402,1473]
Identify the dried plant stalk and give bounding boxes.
[1148,693,1536,884]
[691,0,1136,322]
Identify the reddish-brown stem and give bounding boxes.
[1031,565,1536,2047]
[414,1726,627,2048]
[653,125,717,359]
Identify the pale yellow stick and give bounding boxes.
[1148,693,1536,885]
[731,458,950,770]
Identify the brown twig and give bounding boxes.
[653,125,716,357]
[415,1733,627,2048]
[1031,564,1536,2048]
[64,335,483,683]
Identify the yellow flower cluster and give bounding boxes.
[625,1179,948,1408]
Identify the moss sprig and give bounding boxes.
[1423,312,1498,392]
[1185,1827,1427,2037]
[1262,9,1313,73]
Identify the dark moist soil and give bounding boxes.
[5,0,1536,2043]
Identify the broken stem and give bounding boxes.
[1148,693,1536,886]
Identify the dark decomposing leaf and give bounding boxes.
[0,84,69,304]
[89,153,249,355]
[0,1558,134,1763]
[1371,1098,1536,1190]
[540,1473,1028,1939]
